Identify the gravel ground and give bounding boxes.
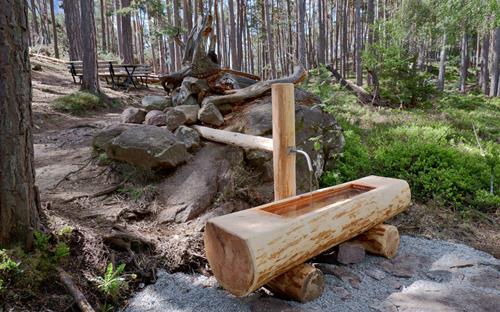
[124,235,500,312]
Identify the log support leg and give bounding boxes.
[266,263,325,303]
[351,223,400,259]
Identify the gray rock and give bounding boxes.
[248,297,304,312]
[331,286,352,301]
[121,107,146,124]
[182,77,209,96]
[141,95,171,111]
[224,90,344,195]
[164,109,187,131]
[316,264,362,289]
[337,242,366,265]
[174,126,200,151]
[106,125,189,169]
[198,103,224,126]
[157,143,244,223]
[144,110,166,126]
[171,86,199,106]
[92,123,137,151]
[378,253,431,278]
[174,105,200,124]
[365,268,386,281]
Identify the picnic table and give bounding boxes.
[67,61,152,90]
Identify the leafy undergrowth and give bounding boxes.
[302,69,499,246]
[52,91,121,115]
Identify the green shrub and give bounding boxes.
[52,91,106,114]
[93,263,135,302]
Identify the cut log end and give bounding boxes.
[204,222,254,296]
[352,224,400,258]
[266,263,324,303]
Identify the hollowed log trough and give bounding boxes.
[204,175,410,296]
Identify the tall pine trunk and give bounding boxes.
[100,0,107,52]
[63,0,83,61]
[121,0,134,64]
[481,32,490,95]
[49,0,59,58]
[30,0,40,44]
[297,0,306,68]
[491,28,500,97]
[264,0,276,78]
[80,0,100,93]
[0,0,40,248]
[354,0,362,86]
[459,33,469,93]
[437,33,447,91]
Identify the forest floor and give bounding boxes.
[23,59,499,310]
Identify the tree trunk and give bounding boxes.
[30,0,40,44]
[341,0,348,77]
[63,0,83,61]
[80,0,100,93]
[0,0,40,248]
[317,0,326,64]
[49,0,59,58]
[115,0,123,58]
[481,32,490,95]
[264,0,276,78]
[354,0,362,86]
[437,33,447,92]
[100,0,107,52]
[459,33,469,93]
[491,28,500,97]
[228,0,238,69]
[183,0,192,42]
[120,0,134,64]
[173,0,182,70]
[366,0,374,85]
[297,0,306,67]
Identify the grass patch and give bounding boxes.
[52,91,121,115]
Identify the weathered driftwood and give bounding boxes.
[204,175,410,296]
[159,15,220,92]
[351,223,400,258]
[192,125,273,151]
[266,263,324,303]
[58,268,95,312]
[201,66,307,109]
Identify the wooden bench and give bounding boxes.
[67,61,117,84]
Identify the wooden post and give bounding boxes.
[351,224,400,258]
[272,83,296,201]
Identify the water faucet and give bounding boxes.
[288,147,313,173]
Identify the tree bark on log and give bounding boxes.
[351,224,400,258]
[266,263,324,303]
[192,125,273,151]
[58,268,95,312]
[204,176,410,296]
[201,65,306,109]
[0,0,41,248]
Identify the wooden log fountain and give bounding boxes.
[204,175,411,296]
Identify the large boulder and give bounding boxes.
[141,95,172,111]
[144,110,166,126]
[121,107,146,124]
[174,105,199,124]
[164,109,187,131]
[93,123,138,151]
[157,143,244,223]
[105,125,189,170]
[224,89,344,194]
[174,126,200,151]
[198,103,224,126]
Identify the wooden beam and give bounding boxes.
[266,263,324,303]
[351,224,400,258]
[272,83,296,201]
[204,176,411,296]
[192,125,273,152]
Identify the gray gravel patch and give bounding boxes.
[124,235,500,312]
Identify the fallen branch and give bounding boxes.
[201,65,306,109]
[62,181,125,203]
[58,268,95,312]
[51,158,93,190]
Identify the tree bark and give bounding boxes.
[63,0,83,61]
[354,0,362,86]
[264,0,276,78]
[115,0,122,58]
[491,28,500,97]
[481,32,490,95]
[120,0,133,64]
[30,0,40,44]
[297,0,306,67]
[459,33,469,93]
[0,0,40,248]
[366,0,374,85]
[317,0,326,64]
[49,0,59,58]
[100,0,107,52]
[228,0,238,69]
[80,0,100,93]
[437,33,447,92]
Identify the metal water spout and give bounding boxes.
[288,147,313,173]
